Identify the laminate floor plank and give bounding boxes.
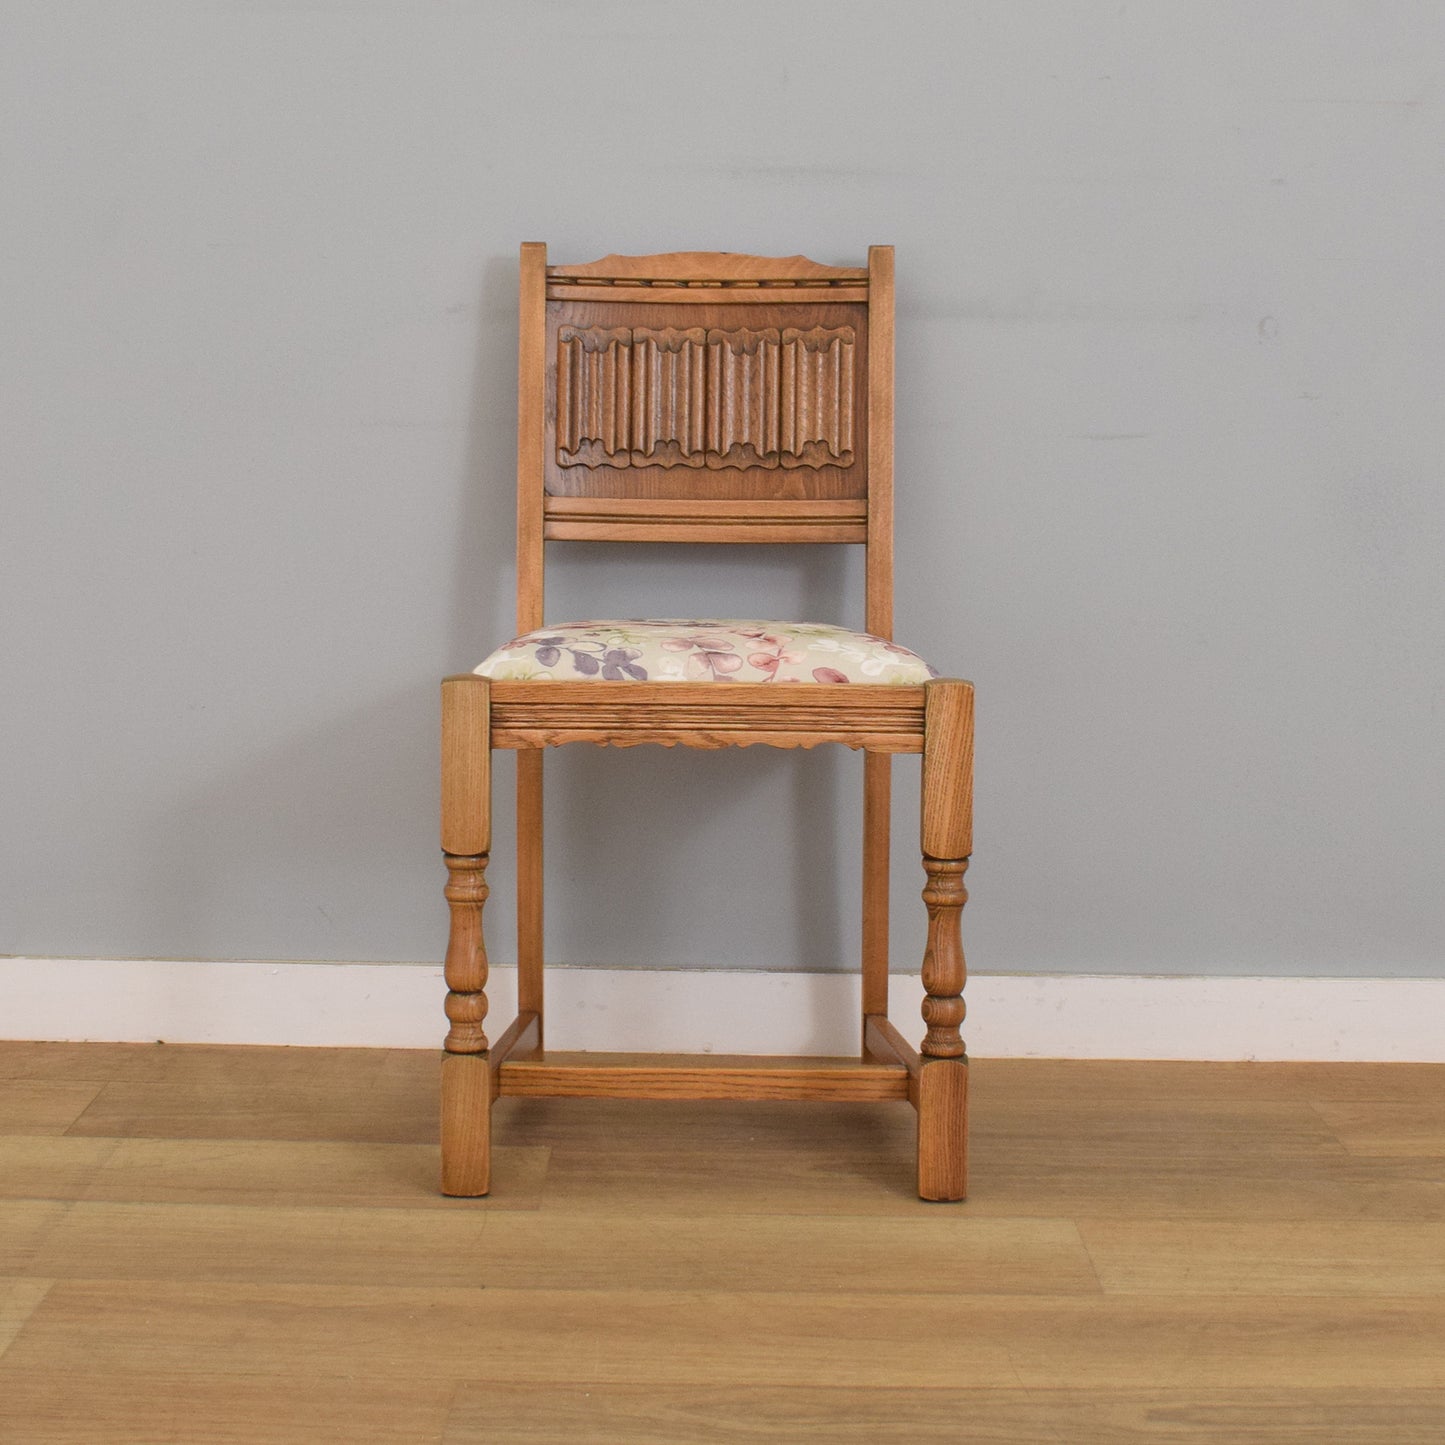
[0,1277,52,1359]
[0,1040,392,1088]
[1,1279,1023,1389]
[534,1145,930,1216]
[0,1041,160,1083]
[445,1384,1445,1444]
[15,1202,1095,1294]
[23,1201,499,1287]
[1080,1219,1445,1295]
[5,1043,1445,1442]
[1312,1103,1445,1158]
[77,1137,549,1210]
[474,1213,1100,1294]
[0,1080,105,1135]
[5,1281,1444,1390]
[0,1135,119,1201]
[0,1369,453,1444]
[970,1059,1445,1106]
[1285,1063,1445,1104]
[67,1080,438,1144]
[0,1202,69,1272]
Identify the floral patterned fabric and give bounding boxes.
[475,620,939,685]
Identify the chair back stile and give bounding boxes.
[513,243,895,641]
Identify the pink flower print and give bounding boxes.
[881,639,939,678]
[661,632,745,681]
[686,649,744,681]
[812,667,851,684]
[747,643,806,681]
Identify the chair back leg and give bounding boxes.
[860,751,892,1046]
[516,749,545,1044]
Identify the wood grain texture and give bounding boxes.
[440,1051,491,1196]
[865,243,894,638]
[543,496,868,544]
[71,1136,549,1210]
[863,1015,921,1082]
[548,284,870,305]
[487,1011,541,1075]
[466,1213,1098,1295]
[499,1053,909,1102]
[8,1280,1445,1391]
[0,1277,52,1359]
[20,1200,497,1288]
[445,1385,1445,1444]
[1080,1219,1445,1296]
[490,680,926,754]
[916,1058,968,1201]
[555,322,857,472]
[860,751,891,1026]
[0,1202,67,1274]
[543,300,868,505]
[63,1080,435,1144]
[919,857,968,1061]
[0,1136,117,1201]
[0,1039,392,1086]
[543,496,867,521]
[0,1368,455,1444]
[0,1080,103,1135]
[440,675,490,856]
[1313,1102,1445,1157]
[549,252,868,282]
[7,1044,1445,1439]
[516,748,544,1027]
[921,676,974,859]
[442,853,490,1053]
[516,241,547,632]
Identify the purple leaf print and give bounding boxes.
[812,667,850,684]
[534,646,561,667]
[600,647,645,681]
[572,651,600,675]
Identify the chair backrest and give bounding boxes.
[516,244,895,638]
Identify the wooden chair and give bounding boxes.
[440,244,974,1200]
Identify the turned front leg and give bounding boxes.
[444,853,491,1054]
[917,679,974,1202]
[921,857,968,1059]
[440,676,492,1196]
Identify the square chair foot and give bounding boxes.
[916,1057,968,1201]
[440,1051,492,1196]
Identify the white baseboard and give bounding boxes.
[2,958,1444,1060]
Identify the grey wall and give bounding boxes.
[3,1,1442,979]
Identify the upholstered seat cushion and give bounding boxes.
[475,620,938,685]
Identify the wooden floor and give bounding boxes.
[3,1044,1445,1442]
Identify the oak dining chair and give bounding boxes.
[440,244,974,1200]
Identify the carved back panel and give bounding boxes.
[516,247,895,634]
[550,306,865,489]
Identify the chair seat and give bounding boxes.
[475,619,938,685]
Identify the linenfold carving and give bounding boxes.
[557,324,856,470]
